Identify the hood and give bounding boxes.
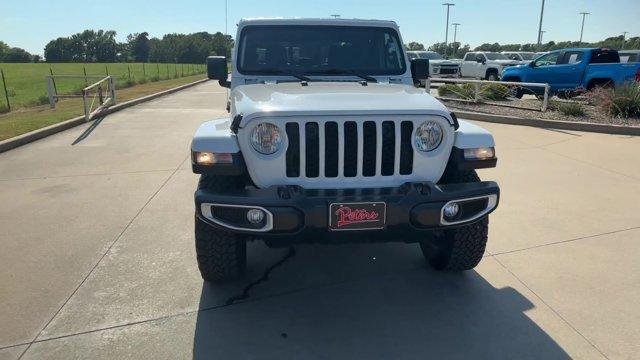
[430,60,459,65]
[232,82,451,125]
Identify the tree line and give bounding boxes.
[406,35,640,59]
[0,29,234,63]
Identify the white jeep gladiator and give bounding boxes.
[191,18,500,282]
[460,51,519,80]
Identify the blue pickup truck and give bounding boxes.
[501,48,640,98]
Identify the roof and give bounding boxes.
[238,18,398,28]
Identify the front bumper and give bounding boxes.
[195,181,500,243]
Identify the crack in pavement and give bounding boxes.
[225,247,297,306]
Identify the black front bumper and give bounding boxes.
[195,181,499,243]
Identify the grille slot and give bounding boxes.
[285,120,414,179]
[285,123,300,177]
[305,122,320,178]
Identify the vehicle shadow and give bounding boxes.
[192,243,570,359]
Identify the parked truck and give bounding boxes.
[191,18,500,282]
[501,48,640,98]
[459,52,520,80]
[407,51,461,78]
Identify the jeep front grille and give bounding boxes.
[285,121,414,178]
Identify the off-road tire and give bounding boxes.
[195,175,248,282]
[486,70,499,81]
[422,169,489,271]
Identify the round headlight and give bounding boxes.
[250,123,283,155]
[414,121,443,152]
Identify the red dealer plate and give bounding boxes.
[329,202,387,231]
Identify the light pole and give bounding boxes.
[224,0,228,35]
[578,12,590,45]
[452,23,461,44]
[539,30,546,44]
[442,3,455,57]
[537,0,545,47]
[622,31,629,49]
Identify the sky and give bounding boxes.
[1,0,639,55]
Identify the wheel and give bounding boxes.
[486,71,499,81]
[195,175,248,282]
[421,169,489,271]
[504,78,524,99]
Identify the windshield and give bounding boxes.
[485,53,509,60]
[418,52,443,60]
[519,53,535,60]
[237,25,407,75]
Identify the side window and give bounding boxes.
[464,53,475,61]
[478,54,487,61]
[560,51,583,64]
[533,52,559,67]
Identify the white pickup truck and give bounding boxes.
[407,51,461,78]
[191,18,500,282]
[459,51,520,80]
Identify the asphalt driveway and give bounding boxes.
[1,81,639,359]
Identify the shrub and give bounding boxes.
[551,101,585,117]
[137,77,148,85]
[589,83,640,118]
[479,83,511,101]
[6,88,16,97]
[437,83,475,100]
[0,102,9,114]
[149,75,160,82]
[29,94,51,106]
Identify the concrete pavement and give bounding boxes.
[1,81,639,359]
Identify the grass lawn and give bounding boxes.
[0,62,205,109]
[0,74,207,141]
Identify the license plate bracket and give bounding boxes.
[329,202,386,231]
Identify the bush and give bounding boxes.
[551,101,585,117]
[29,94,51,106]
[149,75,160,82]
[479,83,511,101]
[437,83,475,100]
[589,83,640,118]
[137,77,148,85]
[6,88,16,97]
[0,102,9,114]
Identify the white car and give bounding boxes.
[459,52,520,80]
[407,51,461,78]
[619,50,640,63]
[501,51,536,64]
[192,18,500,282]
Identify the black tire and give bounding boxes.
[195,175,248,282]
[485,70,499,81]
[421,169,489,271]
[503,78,525,99]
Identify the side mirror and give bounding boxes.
[411,58,429,84]
[529,61,536,68]
[207,56,229,88]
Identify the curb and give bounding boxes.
[453,110,640,136]
[0,78,210,153]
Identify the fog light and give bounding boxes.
[463,147,495,160]
[443,203,460,218]
[246,209,265,224]
[193,152,233,166]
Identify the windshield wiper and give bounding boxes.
[320,69,378,83]
[257,68,312,82]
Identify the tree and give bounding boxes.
[127,32,150,62]
[428,42,470,59]
[406,42,425,51]
[0,41,34,62]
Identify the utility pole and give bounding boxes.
[442,3,455,57]
[579,12,590,45]
[622,31,629,49]
[224,0,228,35]
[539,30,546,44]
[537,0,545,48]
[330,14,341,18]
[452,23,461,43]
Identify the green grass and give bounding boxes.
[0,62,205,109]
[551,101,586,117]
[0,74,206,141]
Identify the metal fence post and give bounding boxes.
[82,89,90,122]
[0,69,10,111]
[49,67,58,96]
[542,84,550,112]
[46,76,56,108]
[474,82,481,103]
[109,76,116,104]
[143,63,146,78]
[127,65,132,82]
